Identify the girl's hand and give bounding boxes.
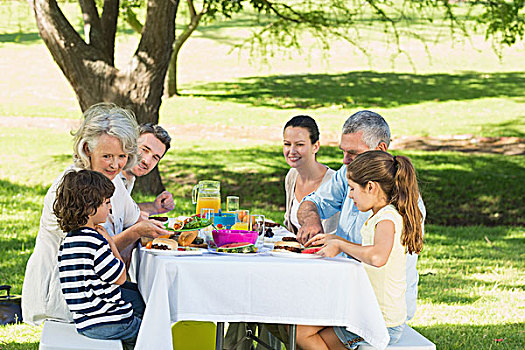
[305,233,340,247]
[317,239,343,258]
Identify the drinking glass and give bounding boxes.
[226,196,240,213]
[200,208,215,243]
[250,214,265,247]
[233,210,249,230]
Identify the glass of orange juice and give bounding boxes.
[232,210,249,230]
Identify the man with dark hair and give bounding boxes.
[120,123,175,216]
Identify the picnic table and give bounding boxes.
[135,248,389,350]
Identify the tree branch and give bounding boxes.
[78,0,102,44]
[100,0,120,65]
[137,0,178,69]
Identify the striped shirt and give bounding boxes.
[58,227,133,332]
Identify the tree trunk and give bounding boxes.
[166,2,204,97]
[32,0,180,195]
[166,48,180,96]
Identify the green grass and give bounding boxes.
[1,1,524,349]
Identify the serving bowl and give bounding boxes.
[212,229,258,247]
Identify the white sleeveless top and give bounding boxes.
[290,196,301,230]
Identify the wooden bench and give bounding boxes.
[358,325,435,349]
[39,320,123,350]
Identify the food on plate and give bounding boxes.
[265,221,281,228]
[150,238,178,250]
[282,236,299,242]
[183,216,211,229]
[169,220,184,231]
[302,246,323,254]
[273,240,302,254]
[217,242,257,254]
[178,230,199,246]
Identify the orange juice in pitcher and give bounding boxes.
[192,180,221,214]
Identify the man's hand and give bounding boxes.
[153,191,175,214]
[296,201,324,244]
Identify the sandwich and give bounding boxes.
[151,237,178,250]
[272,240,302,254]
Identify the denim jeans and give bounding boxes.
[333,323,405,349]
[120,281,145,319]
[79,316,142,350]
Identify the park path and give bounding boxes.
[1,116,523,155]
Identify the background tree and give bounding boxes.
[32,0,524,194]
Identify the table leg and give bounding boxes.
[216,322,225,350]
[288,324,297,350]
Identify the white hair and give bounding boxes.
[72,103,139,171]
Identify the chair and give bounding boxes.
[39,320,123,350]
[171,321,216,350]
[358,325,435,350]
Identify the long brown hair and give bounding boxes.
[53,169,115,233]
[347,150,423,254]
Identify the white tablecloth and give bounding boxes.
[135,250,389,350]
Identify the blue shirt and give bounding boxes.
[303,165,426,320]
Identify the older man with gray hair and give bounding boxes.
[297,110,426,321]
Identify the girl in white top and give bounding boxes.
[297,150,424,350]
[283,115,339,234]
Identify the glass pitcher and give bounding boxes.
[192,180,221,214]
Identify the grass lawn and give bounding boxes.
[1,1,524,349]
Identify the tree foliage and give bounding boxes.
[32,0,523,193]
[124,1,524,95]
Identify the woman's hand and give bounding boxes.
[133,219,171,239]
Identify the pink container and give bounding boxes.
[212,230,258,247]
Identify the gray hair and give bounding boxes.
[72,103,139,171]
[342,110,391,148]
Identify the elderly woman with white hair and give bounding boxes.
[22,103,169,325]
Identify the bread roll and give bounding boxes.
[178,230,198,246]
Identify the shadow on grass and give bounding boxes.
[0,32,42,44]
[414,323,524,350]
[186,71,525,109]
[478,117,525,138]
[0,342,39,350]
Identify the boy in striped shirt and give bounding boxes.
[54,170,141,349]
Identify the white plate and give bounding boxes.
[208,247,268,257]
[269,250,322,259]
[141,247,204,256]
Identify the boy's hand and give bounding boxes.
[95,225,112,241]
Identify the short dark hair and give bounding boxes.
[138,123,171,155]
[283,115,320,144]
[53,169,115,233]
